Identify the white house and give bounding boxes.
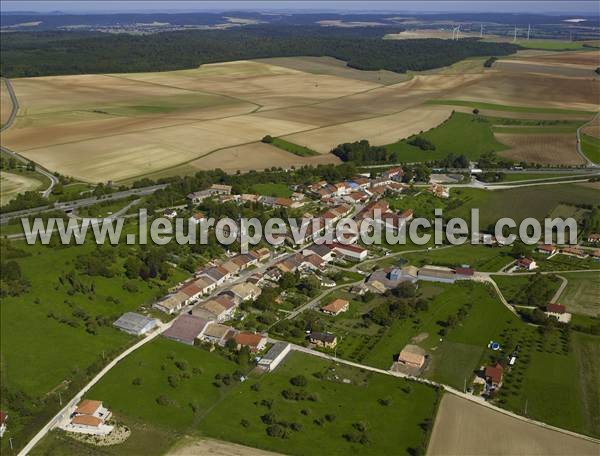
[113,312,159,336]
[63,400,113,436]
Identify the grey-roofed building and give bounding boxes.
[366,266,418,290]
[258,342,291,372]
[163,315,210,345]
[113,312,159,336]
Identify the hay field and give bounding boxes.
[255,56,409,85]
[519,50,600,67]
[427,394,600,456]
[0,171,43,205]
[438,72,600,112]
[582,117,600,139]
[496,132,585,165]
[494,59,596,78]
[280,105,453,154]
[189,142,339,173]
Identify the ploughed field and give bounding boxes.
[1,52,598,183]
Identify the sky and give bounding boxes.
[1,1,598,15]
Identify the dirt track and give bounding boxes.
[168,437,281,456]
[427,393,600,456]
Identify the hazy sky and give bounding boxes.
[1,1,598,15]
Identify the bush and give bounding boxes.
[132,377,142,386]
[290,375,308,387]
[262,135,274,144]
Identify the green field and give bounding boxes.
[0,238,188,453]
[385,112,509,162]
[250,183,293,198]
[426,99,594,116]
[581,134,600,164]
[515,39,590,51]
[271,138,320,157]
[199,351,440,456]
[557,272,600,317]
[402,244,513,272]
[446,183,600,229]
[494,172,584,182]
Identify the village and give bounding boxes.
[28,165,598,441]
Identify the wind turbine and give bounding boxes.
[527,24,531,40]
[513,25,517,42]
[480,24,484,38]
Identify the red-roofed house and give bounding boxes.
[234,332,267,352]
[538,244,557,255]
[321,298,350,316]
[66,400,113,435]
[484,363,504,388]
[516,258,537,270]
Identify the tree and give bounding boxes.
[262,135,274,143]
[290,375,308,387]
[473,108,480,116]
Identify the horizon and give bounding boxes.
[1,1,599,15]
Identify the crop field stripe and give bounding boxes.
[426,99,596,116]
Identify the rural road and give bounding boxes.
[0,77,59,197]
[576,111,600,168]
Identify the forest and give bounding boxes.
[0,26,519,77]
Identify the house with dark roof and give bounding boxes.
[309,332,337,349]
[163,315,210,345]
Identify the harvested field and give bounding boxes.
[494,59,597,78]
[118,61,380,110]
[20,114,316,182]
[0,171,43,205]
[168,437,281,456]
[582,117,600,139]
[495,132,585,165]
[439,72,600,112]
[520,50,600,67]
[427,393,600,456]
[189,142,339,173]
[281,105,453,154]
[1,78,13,126]
[255,56,409,85]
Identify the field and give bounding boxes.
[386,112,508,162]
[427,393,599,456]
[251,183,293,198]
[198,351,440,456]
[581,134,600,164]
[493,59,596,78]
[3,54,598,182]
[169,438,280,456]
[270,138,319,157]
[401,244,513,272]
[1,78,13,126]
[0,170,45,205]
[446,183,600,228]
[558,272,600,317]
[495,132,584,165]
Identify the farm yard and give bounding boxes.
[427,393,599,456]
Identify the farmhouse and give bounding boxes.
[113,312,158,336]
[187,190,212,204]
[332,242,368,261]
[234,332,267,352]
[258,342,292,372]
[538,244,558,255]
[208,184,232,195]
[230,282,262,302]
[396,344,427,369]
[309,332,337,348]
[220,260,241,275]
[163,208,178,219]
[199,266,230,286]
[429,183,449,198]
[561,247,588,258]
[253,247,271,261]
[199,322,235,346]
[163,315,210,345]
[194,276,218,294]
[516,258,537,271]
[303,243,335,262]
[381,167,404,181]
[153,291,189,314]
[180,281,203,302]
[418,266,456,283]
[587,233,600,243]
[322,298,350,316]
[484,363,504,389]
[66,400,113,436]
[189,212,206,224]
[192,295,237,322]
[545,303,572,323]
